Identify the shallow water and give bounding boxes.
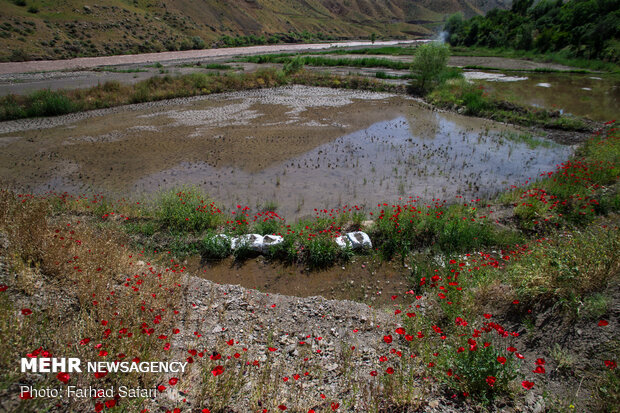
[479,72,619,122]
[135,114,570,218]
[0,86,571,219]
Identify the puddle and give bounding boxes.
[463,71,527,82]
[478,72,619,122]
[0,86,571,220]
[190,256,413,307]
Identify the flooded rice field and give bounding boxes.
[0,85,571,219]
[475,71,619,122]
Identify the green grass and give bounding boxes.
[20,89,78,117]
[370,203,523,262]
[450,46,620,73]
[497,131,556,149]
[240,54,412,70]
[180,62,235,70]
[506,227,619,306]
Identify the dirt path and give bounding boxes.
[0,40,419,75]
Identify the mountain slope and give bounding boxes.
[0,0,511,61]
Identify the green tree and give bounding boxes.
[410,42,450,93]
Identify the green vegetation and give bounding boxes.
[156,188,223,234]
[370,203,522,261]
[445,0,619,64]
[451,46,620,72]
[241,54,412,70]
[506,227,618,305]
[409,42,451,93]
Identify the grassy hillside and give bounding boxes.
[0,0,510,61]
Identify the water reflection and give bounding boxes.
[135,115,571,219]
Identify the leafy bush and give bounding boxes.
[445,0,620,63]
[253,217,282,235]
[201,233,232,260]
[0,94,26,120]
[269,235,298,264]
[26,90,77,117]
[442,339,518,401]
[156,187,222,234]
[410,42,450,93]
[371,203,520,260]
[283,56,304,75]
[304,236,341,269]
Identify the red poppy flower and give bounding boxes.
[57,372,70,384]
[604,360,617,370]
[94,371,108,379]
[395,328,406,335]
[383,335,392,344]
[212,365,224,377]
[598,320,609,327]
[497,356,506,365]
[386,367,394,374]
[533,366,545,374]
[169,377,178,385]
[370,370,378,376]
[486,376,496,387]
[21,308,32,316]
[331,402,339,411]
[278,405,287,411]
[522,381,535,390]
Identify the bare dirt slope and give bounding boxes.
[0,0,510,61]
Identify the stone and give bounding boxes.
[346,231,372,249]
[335,235,351,249]
[231,234,264,251]
[261,234,283,253]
